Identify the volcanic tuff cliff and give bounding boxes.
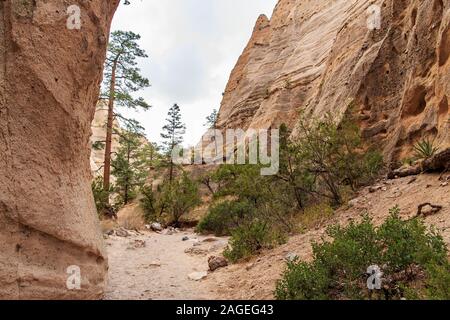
[217,0,450,161]
[0,0,119,299]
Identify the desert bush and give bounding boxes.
[140,185,159,222]
[197,111,384,263]
[296,203,335,232]
[159,173,202,226]
[196,199,255,236]
[224,222,286,262]
[212,164,272,203]
[292,112,384,206]
[92,176,111,215]
[414,138,440,160]
[196,163,292,261]
[275,206,450,300]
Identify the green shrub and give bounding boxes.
[414,138,440,160]
[159,173,202,226]
[196,200,254,236]
[426,264,450,300]
[297,203,335,232]
[275,206,450,300]
[275,261,329,300]
[140,185,158,222]
[293,110,384,206]
[377,209,447,273]
[91,176,111,215]
[362,150,384,183]
[224,222,285,262]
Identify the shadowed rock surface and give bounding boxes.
[0,0,119,299]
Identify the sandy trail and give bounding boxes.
[104,229,228,300]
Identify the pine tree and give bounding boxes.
[204,109,218,128]
[204,109,219,158]
[160,103,186,182]
[111,124,151,205]
[101,30,150,199]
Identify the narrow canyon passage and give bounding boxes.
[104,230,228,300]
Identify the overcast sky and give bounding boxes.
[111,0,277,146]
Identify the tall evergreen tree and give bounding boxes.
[111,124,151,205]
[101,30,150,199]
[160,103,186,182]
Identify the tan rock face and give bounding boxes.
[90,102,120,175]
[0,1,119,299]
[217,0,450,161]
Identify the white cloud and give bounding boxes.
[111,0,277,146]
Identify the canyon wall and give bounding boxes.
[217,0,450,161]
[0,0,119,299]
[90,103,120,176]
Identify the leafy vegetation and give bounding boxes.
[197,112,384,262]
[275,207,450,300]
[224,222,286,263]
[413,138,440,160]
[290,111,384,206]
[91,176,111,215]
[140,185,159,223]
[99,30,150,198]
[159,173,202,226]
[111,125,154,205]
[139,171,202,226]
[197,200,255,236]
[160,103,186,182]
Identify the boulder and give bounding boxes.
[150,223,163,232]
[208,256,228,271]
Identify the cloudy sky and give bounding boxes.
[111,0,277,146]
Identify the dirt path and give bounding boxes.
[104,174,449,300]
[104,229,228,300]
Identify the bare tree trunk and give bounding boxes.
[124,141,131,205]
[103,61,117,197]
[169,158,174,182]
[0,0,120,299]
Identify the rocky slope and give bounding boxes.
[206,173,450,299]
[0,0,119,299]
[217,0,450,161]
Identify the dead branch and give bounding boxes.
[417,203,443,217]
[388,148,450,179]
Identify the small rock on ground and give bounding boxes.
[208,256,228,271]
[188,271,208,281]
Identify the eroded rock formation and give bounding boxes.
[90,102,120,176]
[217,0,450,161]
[0,0,119,299]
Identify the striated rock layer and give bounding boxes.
[217,0,450,161]
[0,1,119,299]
